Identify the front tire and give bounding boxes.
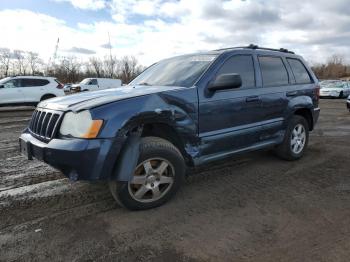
[275,115,309,161]
[109,137,185,210]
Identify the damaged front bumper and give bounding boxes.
[19,128,124,181]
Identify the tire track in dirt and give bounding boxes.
[0,179,112,229]
[0,117,31,125]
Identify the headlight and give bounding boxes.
[59,110,103,138]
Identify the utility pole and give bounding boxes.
[108,32,114,78]
[46,37,59,75]
[108,32,112,61]
[53,37,59,65]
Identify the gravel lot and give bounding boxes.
[0,99,350,261]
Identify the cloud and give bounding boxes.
[1,0,350,66]
[66,47,96,54]
[101,43,112,49]
[52,0,106,10]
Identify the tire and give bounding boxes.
[339,91,344,98]
[40,94,56,101]
[109,137,186,210]
[275,115,309,161]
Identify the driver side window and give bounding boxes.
[216,55,256,89]
[90,79,97,85]
[4,79,21,88]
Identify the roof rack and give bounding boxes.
[215,44,295,54]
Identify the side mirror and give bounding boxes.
[208,73,242,91]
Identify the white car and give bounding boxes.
[70,78,122,92]
[0,76,65,106]
[320,81,350,98]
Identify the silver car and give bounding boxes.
[320,81,350,98]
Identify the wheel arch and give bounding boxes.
[117,120,194,166]
[140,122,192,165]
[40,93,56,101]
[293,108,313,131]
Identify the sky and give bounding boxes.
[0,0,349,66]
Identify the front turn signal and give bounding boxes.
[82,120,103,138]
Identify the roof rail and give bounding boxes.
[215,44,295,54]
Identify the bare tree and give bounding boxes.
[0,48,11,77]
[13,50,28,75]
[313,54,349,79]
[27,52,41,75]
[60,56,81,83]
[89,57,104,77]
[328,54,343,65]
[0,47,148,83]
[104,55,119,78]
[119,56,143,83]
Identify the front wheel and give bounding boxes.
[275,115,309,161]
[109,137,185,210]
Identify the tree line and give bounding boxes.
[0,48,145,84]
[311,55,350,80]
[2,48,349,83]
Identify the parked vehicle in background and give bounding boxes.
[0,76,64,106]
[63,83,72,94]
[320,80,350,98]
[70,78,122,92]
[20,45,320,210]
[320,80,338,88]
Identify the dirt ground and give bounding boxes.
[0,99,350,262]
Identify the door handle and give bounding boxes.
[246,96,260,102]
[286,91,298,97]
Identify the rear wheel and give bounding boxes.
[275,115,309,161]
[109,137,185,210]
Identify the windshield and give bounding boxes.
[0,77,12,84]
[80,79,91,85]
[130,54,217,87]
[328,82,347,88]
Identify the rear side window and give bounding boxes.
[216,55,255,88]
[258,56,289,87]
[22,79,50,87]
[90,79,97,85]
[287,58,312,84]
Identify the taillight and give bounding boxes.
[56,83,64,89]
[315,85,320,100]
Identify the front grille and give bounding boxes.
[29,109,63,141]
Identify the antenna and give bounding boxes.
[108,32,112,61]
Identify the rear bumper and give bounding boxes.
[19,129,124,181]
[312,107,320,128]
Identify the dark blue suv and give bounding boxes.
[19,45,320,210]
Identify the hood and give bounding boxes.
[38,85,186,112]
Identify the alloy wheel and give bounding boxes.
[290,123,306,154]
[128,158,175,203]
